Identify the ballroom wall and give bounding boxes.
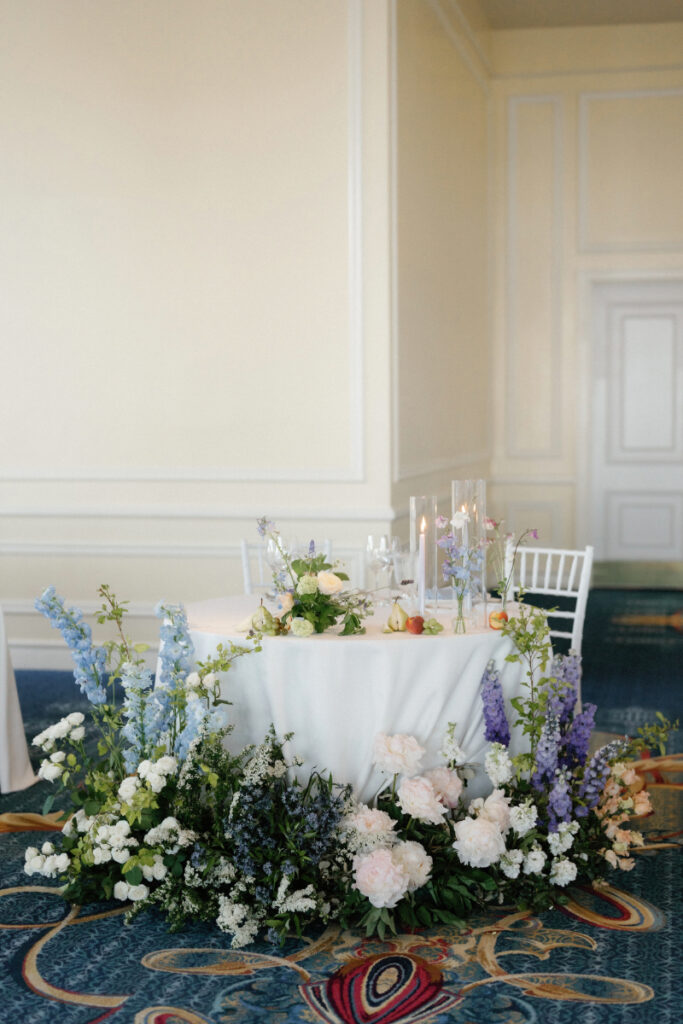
[487,20,683,545]
[2,1,683,666]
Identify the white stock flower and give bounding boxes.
[453,816,506,868]
[509,800,538,838]
[296,574,319,596]
[317,571,344,596]
[549,857,578,887]
[547,820,580,856]
[391,841,432,892]
[372,733,425,777]
[397,776,448,826]
[485,743,513,787]
[424,767,463,808]
[353,848,410,909]
[440,726,468,767]
[500,849,524,879]
[523,844,547,875]
[290,617,315,637]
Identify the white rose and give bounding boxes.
[118,776,140,802]
[50,750,66,763]
[290,617,315,638]
[112,848,131,864]
[24,854,45,876]
[24,846,39,862]
[69,726,85,742]
[38,761,62,782]
[151,855,168,881]
[113,881,130,901]
[155,756,177,776]
[41,841,55,855]
[372,733,425,777]
[203,672,217,688]
[145,771,165,794]
[54,853,70,873]
[127,883,149,902]
[185,672,201,690]
[51,720,70,739]
[397,776,447,826]
[296,574,319,596]
[353,848,410,908]
[317,571,344,596]
[391,841,432,892]
[424,767,463,808]
[92,846,112,865]
[453,816,506,868]
[66,712,85,726]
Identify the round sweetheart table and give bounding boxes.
[185,596,528,803]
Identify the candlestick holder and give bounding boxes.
[409,495,438,611]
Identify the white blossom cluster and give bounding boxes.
[33,712,85,753]
[144,816,196,854]
[24,841,70,878]
[216,897,262,948]
[484,743,514,787]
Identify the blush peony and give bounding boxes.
[452,815,506,868]
[353,848,409,908]
[397,776,448,825]
[424,767,463,808]
[372,733,425,776]
[391,841,432,892]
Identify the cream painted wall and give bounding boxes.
[488,21,683,547]
[1,0,398,665]
[390,0,492,534]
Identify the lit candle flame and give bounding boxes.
[420,516,426,533]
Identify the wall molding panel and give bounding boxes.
[505,95,563,460]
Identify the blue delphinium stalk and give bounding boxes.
[174,700,225,763]
[480,661,511,746]
[120,663,155,772]
[548,769,573,831]
[438,534,485,598]
[155,601,194,689]
[531,711,560,790]
[257,516,275,538]
[35,586,108,704]
[561,702,597,769]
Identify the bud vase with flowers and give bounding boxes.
[436,514,485,633]
[485,520,539,612]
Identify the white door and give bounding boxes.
[590,279,683,561]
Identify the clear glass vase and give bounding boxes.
[452,594,467,634]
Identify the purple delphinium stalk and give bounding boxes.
[576,739,627,816]
[548,769,573,831]
[531,711,560,791]
[480,661,511,746]
[547,653,582,730]
[35,586,108,705]
[560,702,597,769]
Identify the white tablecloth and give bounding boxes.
[0,607,36,793]
[186,596,528,803]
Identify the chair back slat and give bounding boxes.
[556,552,566,588]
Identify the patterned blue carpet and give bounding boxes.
[1,588,681,1023]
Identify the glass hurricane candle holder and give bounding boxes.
[409,495,438,614]
[450,479,487,623]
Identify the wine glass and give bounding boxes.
[365,535,393,603]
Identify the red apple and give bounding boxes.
[489,609,509,630]
[406,615,424,634]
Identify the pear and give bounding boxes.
[386,599,408,632]
[251,602,275,632]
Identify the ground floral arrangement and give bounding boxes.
[24,586,672,948]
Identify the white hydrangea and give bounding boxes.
[549,857,578,887]
[509,800,538,838]
[485,743,513,787]
[523,844,547,875]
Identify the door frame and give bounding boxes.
[576,270,683,557]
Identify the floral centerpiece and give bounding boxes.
[25,585,672,949]
[255,517,371,636]
[436,511,486,633]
